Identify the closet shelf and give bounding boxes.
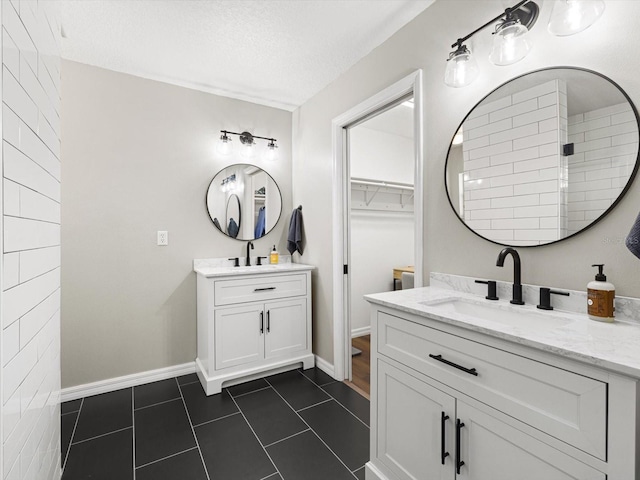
[350,177,414,212]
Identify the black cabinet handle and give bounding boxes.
[260,311,264,334]
[456,419,465,474]
[266,310,271,332]
[429,354,478,376]
[254,287,276,292]
[441,412,450,465]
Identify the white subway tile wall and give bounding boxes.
[462,80,565,245]
[2,1,61,480]
[567,103,639,234]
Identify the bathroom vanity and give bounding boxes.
[194,259,314,394]
[364,278,640,480]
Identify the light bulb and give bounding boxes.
[548,0,605,36]
[452,127,464,146]
[444,45,479,88]
[489,20,532,66]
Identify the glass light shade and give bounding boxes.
[241,143,255,158]
[265,144,278,161]
[216,136,232,155]
[548,0,605,36]
[489,21,532,66]
[444,46,479,88]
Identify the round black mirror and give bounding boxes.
[445,67,639,246]
[206,164,282,240]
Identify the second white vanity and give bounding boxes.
[364,275,640,480]
[194,258,314,395]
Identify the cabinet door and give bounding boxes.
[264,298,307,359]
[377,360,456,480]
[455,400,605,480]
[214,304,265,370]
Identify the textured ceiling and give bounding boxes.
[60,0,435,111]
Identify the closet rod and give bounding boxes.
[351,177,414,190]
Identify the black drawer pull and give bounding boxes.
[254,287,276,292]
[456,419,465,474]
[266,310,271,332]
[260,311,264,334]
[429,354,478,376]
[441,412,450,465]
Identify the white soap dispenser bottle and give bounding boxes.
[587,264,615,322]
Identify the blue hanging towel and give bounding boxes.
[287,206,304,255]
[627,212,640,260]
[255,206,266,238]
[228,218,239,238]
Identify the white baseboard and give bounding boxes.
[314,355,337,380]
[61,362,196,402]
[365,462,387,480]
[351,326,371,338]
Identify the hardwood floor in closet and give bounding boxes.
[347,335,371,399]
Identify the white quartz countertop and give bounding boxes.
[366,286,640,379]
[194,263,315,278]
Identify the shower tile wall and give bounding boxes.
[567,103,638,234]
[462,79,566,246]
[2,1,62,479]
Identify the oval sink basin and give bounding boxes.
[420,297,573,329]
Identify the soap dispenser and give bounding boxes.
[270,245,279,265]
[587,264,615,322]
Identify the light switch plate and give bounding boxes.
[157,231,168,246]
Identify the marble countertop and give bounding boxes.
[366,286,640,379]
[194,262,314,278]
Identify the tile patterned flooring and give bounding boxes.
[61,368,370,480]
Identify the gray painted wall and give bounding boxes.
[293,0,640,363]
[61,61,292,388]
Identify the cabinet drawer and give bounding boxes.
[214,274,307,306]
[378,312,607,460]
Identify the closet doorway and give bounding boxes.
[347,101,416,395]
[331,70,424,389]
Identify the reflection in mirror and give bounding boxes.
[446,67,639,247]
[206,164,282,240]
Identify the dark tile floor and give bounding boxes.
[61,367,370,480]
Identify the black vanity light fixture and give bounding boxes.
[444,0,606,88]
[216,130,278,161]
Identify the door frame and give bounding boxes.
[331,70,424,380]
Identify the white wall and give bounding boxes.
[61,61,292,388]
[292,0,640,364]
[349,127,414,184]
[349,122,414,335]
[2,0,62,478]
[350,211,413,335]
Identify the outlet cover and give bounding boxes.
[157,231,168,246]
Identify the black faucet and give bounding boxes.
[245,241,254,266]
[496,247,524,305]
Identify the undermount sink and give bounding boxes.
[420,297,573,329]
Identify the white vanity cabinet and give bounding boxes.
[195,265,314,395]
[366,305,640,480]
